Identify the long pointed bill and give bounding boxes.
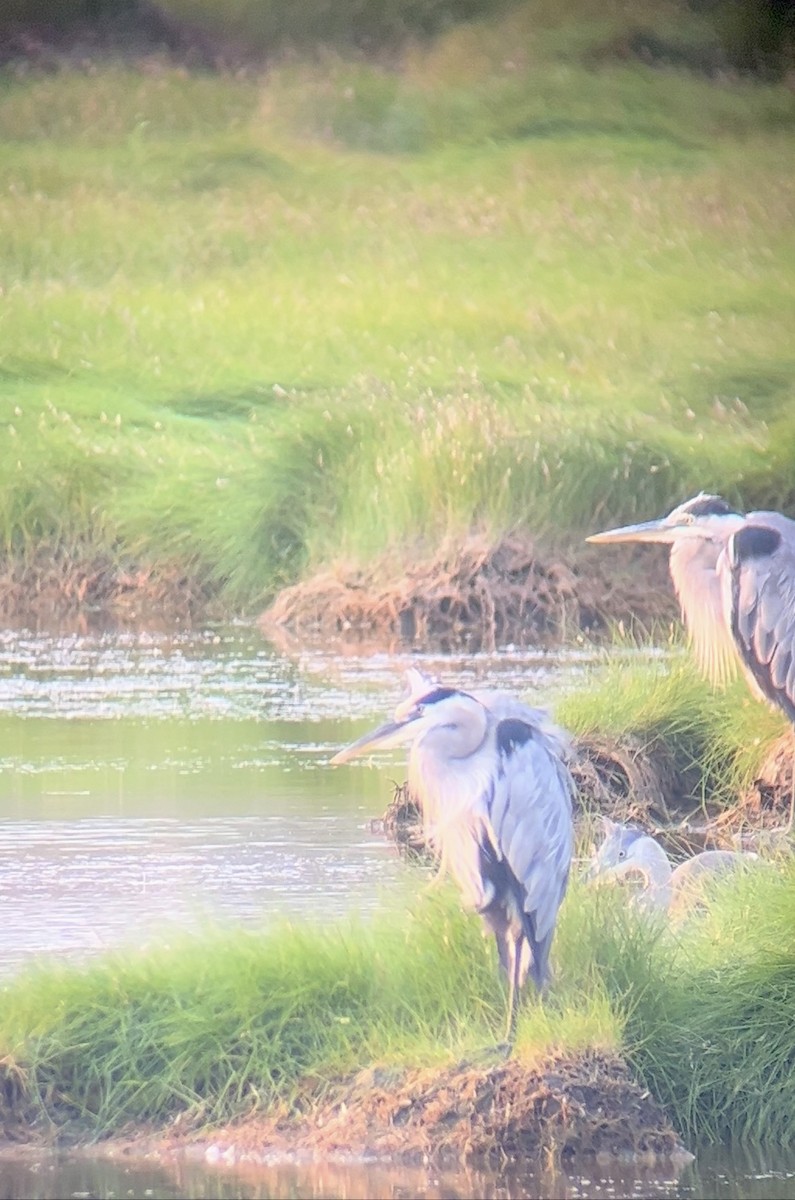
[586,517,676,546]
[329,716,420,765]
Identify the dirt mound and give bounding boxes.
[570,733,692,827]
[261,536,675,652]
[169,1051,687,1171]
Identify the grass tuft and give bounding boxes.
[1,887,502,1133]
[625,859,795,1143]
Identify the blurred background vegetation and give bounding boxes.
[4,0,795,72]
[0,0,793,614]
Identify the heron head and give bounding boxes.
[584,817,648,880]
[329,684,480,764]
[586,493,743,547]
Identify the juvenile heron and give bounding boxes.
[331,670,575,1042]
[586,817,756,920]
[587,494,795,822]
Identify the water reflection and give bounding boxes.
[0,810,405,973]
[1,1145,794,1200]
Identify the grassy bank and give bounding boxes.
[559,654,788,814]
[3,861,795,1147]
[0,1,794,614]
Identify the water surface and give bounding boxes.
[0,623,592,974]
[1,1144,794,1200]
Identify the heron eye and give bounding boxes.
[618,849,626,860]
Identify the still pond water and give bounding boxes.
[1,623,792,1200]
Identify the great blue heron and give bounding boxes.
[330,669,575,1042]
[586,816,756,919]
[586,493,795,822]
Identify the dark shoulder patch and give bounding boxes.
[683,494,733,518]
[417,686,462,707]
[733,524,781,563]
[496,718,534,755]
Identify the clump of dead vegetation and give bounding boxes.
[261,535,675,651]
[0,1056,35,1145]
[172,1051,687,1170]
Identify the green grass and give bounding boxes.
[6,864,795,1145]
[1,889,509,1134]
[0,1,794,608]
[0,885,631,1134]
[621,862,795,1143]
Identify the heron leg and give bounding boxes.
[482,904,525,1046]
[504,933,524,1045]
[505,971,516,1045]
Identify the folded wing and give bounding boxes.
[726,513,795,723]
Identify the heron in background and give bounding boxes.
[586,816,756,920]
[587,493,795,825]
[331,669,575,1043]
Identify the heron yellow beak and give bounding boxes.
[329,716,419,764]
[586,517,677,545]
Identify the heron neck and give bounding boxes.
[669,537,737,686]
[629,838,673,909]
[409,706,488,810]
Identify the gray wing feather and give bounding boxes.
[474,689,573,760]
[787,652,795,699]
[487,727,574,942]
[726,512,795,722]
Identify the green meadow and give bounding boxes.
[1,0,794,606]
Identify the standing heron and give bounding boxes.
[586,493,795,823]
[330,670,575,1042]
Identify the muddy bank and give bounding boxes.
[0,534,675,646]
[70,1051,688,1177]
[261,535,676,652]
[0,1,217,72]
[0,1046,691,1179]
[572,728,795,849]
[0,547,219,629]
